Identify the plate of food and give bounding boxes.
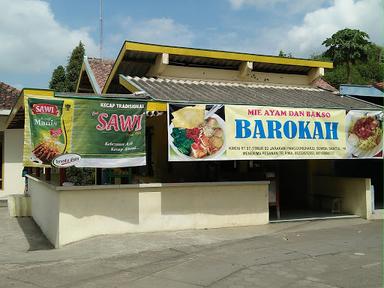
[346,110,383,158]
[169,105,226,160]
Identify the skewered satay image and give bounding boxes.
[32,139,63,164]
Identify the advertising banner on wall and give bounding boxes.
[168,103,383,161]
[345,110,383,158]
[24,96,146,168]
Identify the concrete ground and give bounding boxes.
[0,207,382,288]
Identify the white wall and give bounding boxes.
[311,176,372,219]
[29,179,60,246]
[157,65,310,86]
[28,179,269,247]
[3,129,24,196]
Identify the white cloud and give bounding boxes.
[229,0,289,9]
[204,29,281,56]
[228,0,330,13]
[280,0,384,57]
[114,17,195,47]
[0,0,98,77]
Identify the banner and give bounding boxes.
[168,103,383,161]
[24,96,146,168]
[345,110,383,158]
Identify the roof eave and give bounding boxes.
[76,56,101,94]
[102,40,334,94]
[5,88,54,129]
[102,42,128,94]
[83,56,102,94]
[122,41,333,69]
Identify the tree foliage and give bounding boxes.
[322,28,371,83]
[312,29,383,88]
[322,43,384,88]
[65,42,85,92]
[278,50,293,58]
[48,42,85,92]
[49,65,66,91]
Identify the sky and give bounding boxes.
[0,0,383,89]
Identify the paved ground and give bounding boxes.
[0,207,382,288]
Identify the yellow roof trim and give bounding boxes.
[102,41,333,94]
[147,101,167,111]
[22,88,54,97]
[119,75,141,93]
[102,43,128,94]
[124,41,333,68]
[75,62,87,93]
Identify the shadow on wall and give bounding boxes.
[59,189,140,225]
[16,217,53,251]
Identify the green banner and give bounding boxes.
[24,96,146,168]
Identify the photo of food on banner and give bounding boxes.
[346,110,383,158]
[168,104,226,160]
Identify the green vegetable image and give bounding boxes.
[171,128,194,155]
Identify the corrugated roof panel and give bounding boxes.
[123,77,382,110]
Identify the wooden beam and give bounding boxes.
[59,169,66,186]
[45,168,51,181]
[239,61,253,78]
[147,53,169,76]
[308,67,325,83]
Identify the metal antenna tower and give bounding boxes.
[99,0,103,60]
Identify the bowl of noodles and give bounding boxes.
[346,110,383,158]
[169,105,226,160]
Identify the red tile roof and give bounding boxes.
[0,82,20,110]
[311,77,338,92]
[87,58,114,92]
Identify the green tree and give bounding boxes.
[65,42,85,92]
[322,43,384,88]
[49,65,66,91]
[48,41,85,92]
[356,44,384,83]
[322,28,371,83]
[278,50,293,58]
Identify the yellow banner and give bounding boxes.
[225,105,347,159]
[167,103,353,161]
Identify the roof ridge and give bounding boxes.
[87,57,114,62]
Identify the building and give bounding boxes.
[76,56,114,94]
[4,42,383,247]
[0,82,22,199]
[340,83,384,106]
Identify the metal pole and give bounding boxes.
[99,0,103,60]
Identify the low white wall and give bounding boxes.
[59,186,140,246]
[3,129,24,197]
[29,179,60,246]
[28,178,269,247]
[311,176,372,219]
